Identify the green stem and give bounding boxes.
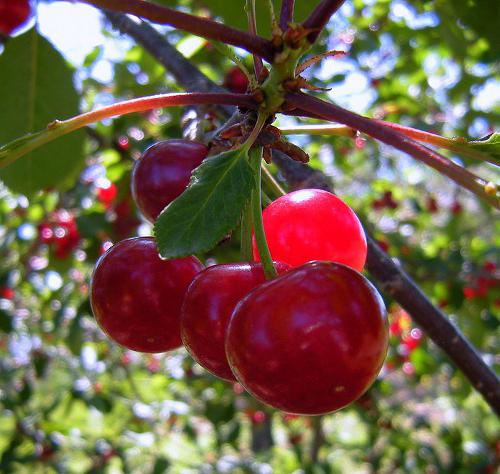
[250,148,277,279]
[261,163,286,197]
[279,124,355,138]
[240,201,254,261]
[0,92,257,169]
[280,122,498,166]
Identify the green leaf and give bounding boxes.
[0,30,84,195]
[468,133,500,161]
[154,148,254,258]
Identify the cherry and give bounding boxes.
[90,237,203,352]
[0,0,31,36]
[96,182,117,207]
[181,262,290,381]
[112,196,140,239]
[426,196,439,213]
[0,287,14,300]
[253,189,367,272]
[225,261,388,415]
[131,139,208,222]
[223,66,249,93]
[372,191,398,210]
[38,209,81,259]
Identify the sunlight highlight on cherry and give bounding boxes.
[90,237,203,353]
[131,139,208,222]
[226,261,388,415]
[181,262,290,381]
[253,189,367,271]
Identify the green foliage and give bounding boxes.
[0,0,498,472]
[0,31,84,195]
[155,148,254,258]
[469,133,500,161]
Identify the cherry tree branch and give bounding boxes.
[0,93,257,168]
[74,0,277,62]
[246,0,264,79]
[302,0,346,43]
[278,121,499,165]
[93,9,500,415]
[279,0,295,30]
[286,93,500,209]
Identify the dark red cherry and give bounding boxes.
[253,189,367,271]
[226,261,388,415]
[181,262,290,381]
[223,66,249,93]
[90,237,203,352]
[0,0,31,36]
[131,139,208,222]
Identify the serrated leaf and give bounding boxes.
[154,148,254,258]
[0,30,84,195]
[469,133,500,161]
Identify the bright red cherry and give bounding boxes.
[181,262,290,381]
[225,261,388,415]
[0,0,31,36]
[96,182,118,207]
[90,237,203,352]
[131,139,208,222]
[223,66,249,93]
[253,189,367,271]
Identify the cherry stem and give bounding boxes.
[302,0,347,43]
[250,148,277,279]
[75,0,276,62]
[376,120,500,166]
[286,93,500,209]
[246,0,264,79]
[279,0,295,31]
[0,92,257,169]
[280,122,498,164]
[279,124,356,138]
[240,201,254,262]
[261,163,286,196]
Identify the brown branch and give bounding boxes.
[279,0,295,31]
[302,0,346,43]
[75,0,277,62]
[286,93,500,209]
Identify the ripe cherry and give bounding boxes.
[131,139,208,222]
[90,237,203,353]
[96,182,117,207]
[223,66,249,93]
[225,261,388,415]
[38,209,81,260]
[0,0,31,36]
[253,189,367,271]
[181,262,290,381]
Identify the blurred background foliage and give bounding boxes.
[0,0,499,472]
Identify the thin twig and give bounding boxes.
[279,0,295,31]
[75,0,277,61]
[286,93,500,209]
[302,0,346,43]
[246,0,264,79]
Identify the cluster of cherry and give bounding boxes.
[90,139,389,415]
